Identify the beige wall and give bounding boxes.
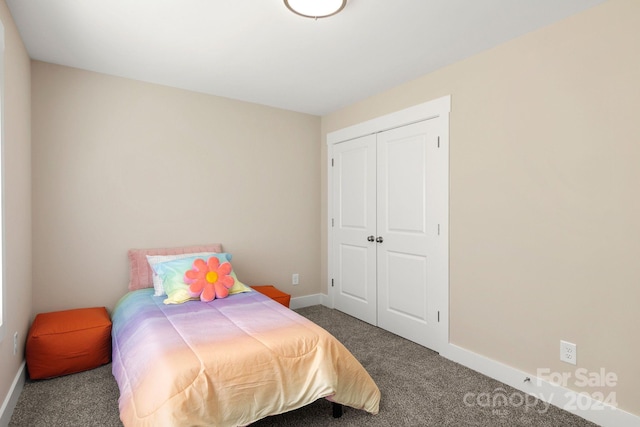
[31,62,321,314]
[4,0,638,421]
[0,0,32,412]
[322,0,639,417]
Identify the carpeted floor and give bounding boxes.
[9,305,597,426]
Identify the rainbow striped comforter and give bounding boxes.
[111,288,380,426]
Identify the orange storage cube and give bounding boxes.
[251,285,291,308]
[26,307,112,380]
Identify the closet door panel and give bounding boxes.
[385,251,428,322]
[338,245,372,302]
[386,136,427,235]
[332,135,377,325]
[377,120,440,349]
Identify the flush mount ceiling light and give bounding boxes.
[284,0,347,19]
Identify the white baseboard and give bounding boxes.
[441,344,639,427]
[290,293,325,310]
[320,293,331,307]
[0,361,26,427]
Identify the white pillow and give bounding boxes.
[146,252,218,296]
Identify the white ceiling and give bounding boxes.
[7,0,607,116]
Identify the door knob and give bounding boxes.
[367,235,375,242]
[376,236,384,243]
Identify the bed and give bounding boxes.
[111,245,380,426]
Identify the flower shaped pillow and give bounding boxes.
[185,257,235,302]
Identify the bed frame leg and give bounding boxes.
[332,402,343,418]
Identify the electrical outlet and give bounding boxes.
[560,340,577,365]
[292,273,299,285]
[13,332,18,356]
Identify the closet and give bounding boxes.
[327,97,449,352]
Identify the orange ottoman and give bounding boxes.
[251,285,291,308]
[26,307,112,380]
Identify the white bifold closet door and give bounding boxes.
[332,118,445,351]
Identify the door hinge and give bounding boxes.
[437,224,440,235]
[332,218,334,227]
[437,311,440,322]
[331,158,334,167]
[331,278,334,287]
[437,136,440,148]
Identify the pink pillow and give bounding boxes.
[127,244,223,291]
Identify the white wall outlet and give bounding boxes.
[292,273,299,285]
[13,332,18,356]
[560,340,577,365]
